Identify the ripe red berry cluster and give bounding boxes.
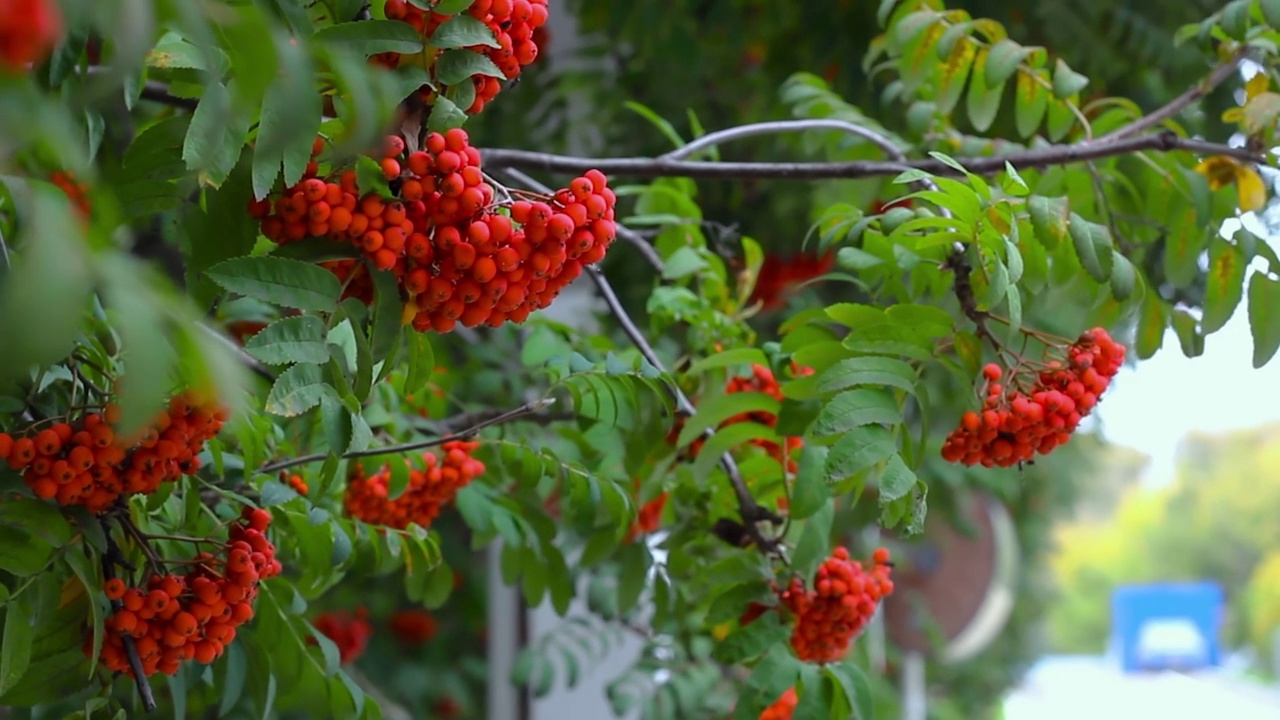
[281,472,310,496]
[940,327,1126,468]
[343,440,486,530]
[248,129,618,334]
[377,0,549,114]
[50,170,90,218]
[90,508,282,677]
[312,608,374,665]
[759,688,798,720]
[389,608,439,646]
[670,363,811,473]
[624,491,669,544]
[779,547,894,664]
[0,391,227,513]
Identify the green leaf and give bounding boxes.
[711,612,791,666]
[182,80,248,188]
[791,499,835,579]
[0,594,34,694]
[966,48,1004,132]
[434,49,505,85]
[825,425,897,485]
[676,391,779,448]
[1014,69,1049,138]
[984,39,1034,87]
[877,454,916,502]
[1171,309,1204,359]
[1051,58,1088,99]
[1248,272,1280,368]
[206,256,343,312]
[404,332,436,396]
[1135,289,1166,361]
[313,20,425,55]
[790,445,830,520]
[1263,0,1280,29]
[0,500,72,548]
[815,356,918,396]
[216,642,248,717]
[826,662,874,720]
[244,315,331,365]
[662,246,710,280]
[433,0,477,13]
[427,14,500,48]
[685,347,769,375]
[251,31,322,198]
[1027,196,1069,250]
[427,94,468,131]
[1202,237,1246,334]
[1067,214,1113,282]
[265,363,331,417]
[369,268,404,364]
[1109,253,1137,302]
[811,389,901,437]
[1162,209,1205,288]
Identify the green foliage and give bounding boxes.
[0,0,1278,719]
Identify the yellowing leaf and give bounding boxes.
[1236,165,1268,212]
[712,621,733,641]
[59,575,86,609]
[1243,92,1280,135]
[1222,107,1245,124]
[1194,155,1244,191]
[1247,72,1271,100]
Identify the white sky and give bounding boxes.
[1093,287,1280,488]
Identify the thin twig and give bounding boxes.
[480,132,1262,181]
[98,518,157,712]
[661,119,907,162]
[1098,48,1250,142]
[257,397,557,474]
[197,323,276,384]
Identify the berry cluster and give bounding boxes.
[248,129,618,334]
[624,491,669,544]
[378,0,549,114]
[941,327,1126,468]
[50,170,90,218]
[0,392,227,513]
[0,0,62,71]
[671,363,811,473]
[91,508,282,677]
[779,547,894,664]
[312,608,374,665]
[749,251,835,312]
[343,440,486,530]
[389,608,439,646]
[759,688,798,720]
[282,472,310,496]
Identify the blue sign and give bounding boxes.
[1110,582,1224,673]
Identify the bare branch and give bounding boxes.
[481,132,1264,181]
[257,397,557,474]
[663,119,908,163]
[1099,49,1250,142]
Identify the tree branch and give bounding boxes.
[257,398,557,474]
[662,119,907,162]
[480,132,1263,181]
[98,518,157,712]
[1099,48,1249,142]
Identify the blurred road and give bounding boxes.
[1002,656,1280,720]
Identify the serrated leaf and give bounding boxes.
[1203,237,1246,334]
[244,315,330,365]
[1028,195,1069,250]
[811,389,901,437]
[434,48,504,85]
[825,425,896,485]
[1067,213,1113,282]
[427,94,468,131]
[313,20,424,55]
[1248,272,1280,368]
[816,356,918,396]
[207,256,343,312]
[427,14,500,48]
[265,363,330,416]
[676,391,779,448]
[876,454,916,502]
[685,347,769,375]
[182,80,247,188]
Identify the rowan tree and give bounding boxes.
[0,1,1278,719]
